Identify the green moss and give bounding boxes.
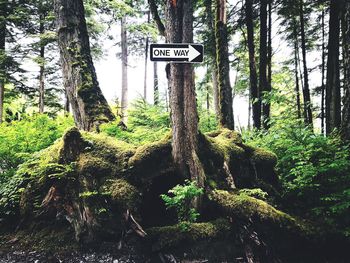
[81,132,135,172]
[147,218,231,251]
[208,130,245,162]
[127,135,173,180]
[211,190,295,225]
[106,179,140,209]
[77,153,114,177]
[249,146,277,166]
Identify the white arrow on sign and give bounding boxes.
[150,44,204,63]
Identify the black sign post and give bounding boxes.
[150,43,204,63]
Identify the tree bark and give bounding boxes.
[54,0,114,131]
[265,0,272,129]
[0,1,6,124]
[293,20,302,120]
[153,62,159,105]
[260,0,269,130]
[39,13,45,114]
[64,90,70,113]
[299,0,313,128]
[165,0,205,190]
[321,9,326,135]
[341,1,350,140]
[144,11,150,101]
[215,0,234,129]
[245,0,260,129]
[121,16,128,122]
[326,0,341,134]
[204,0,219,118]
[212,67,219,116]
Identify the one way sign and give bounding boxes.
[150,43,204,63]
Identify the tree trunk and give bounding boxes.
[245,0,260,129]
[121,16,128,122]
[165,0,205,190]
[64,90,70,113]
[153,62,159,105]
[212,67,219,116]
[321,9,326,135]
[54,0,114,131]
[326,0,341,134]
[0,1,6,124]
[260,0,269,130]
[265,0,272,129]
[293,21,302,119]
[215,0,234,129]
[204,0,219,118]
[299,0,313,128]
[39,13,45,114]
[143,11,150,101]
[341,1,350,140]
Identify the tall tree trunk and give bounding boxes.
[265,0,272,129]
[326,0,341,134]
[321,9,326,135]
[299,0,313,128]
[245,0,259,129]
[341,1,350,140]
[260,0,269,130]
[121,16,128,122]
[215,0,234,129]
[153,62,159,105]
[143,11,150,101]
[0,1,6,124]
[54,0,114,131]
[39,13,45,114]
[204,0,219,118]
[293,25,302,120]
[165,0,205,190]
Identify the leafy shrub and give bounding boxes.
[243,119,350,235]
[0,114,74,179]
[161,180,204,230]
[0,114,74,218]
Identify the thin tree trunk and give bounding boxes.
[215,0,234,129]
[326,0,341,134]
[245,0,259,129]
[143,11,150,101]
[39,13,45,114]
[321,9,326,135]
[205,0,219,118]
[265,0,272,129]
[341,1,350,140]
[293,21,302,119]
[153,62,159,105]
[165,0,205,191]
[299,0,313,128]
[121,17,128,122]
[260,0,269,130]
[54,0,114,131]
[0,1,6,124]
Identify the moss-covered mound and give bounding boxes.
[1,127,334,261]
